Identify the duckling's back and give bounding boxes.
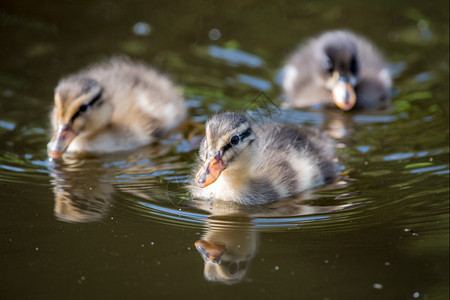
[80,57,186,137]
[253,123,336,199]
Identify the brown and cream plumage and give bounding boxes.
[190,112,336,205]
[47,57,186,158]
[283,30,391,111]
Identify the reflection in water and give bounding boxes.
[193,187,355,284]
[277,107,394,142]
[51,163,114,223]
[195,216,258,285]
[48,144,182,223]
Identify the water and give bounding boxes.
[0,0,448,299]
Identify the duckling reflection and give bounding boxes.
[49,144,179,223]
[49,155,113,223]
[193,192,356,284]
[195,216,258,285]
[52,168,113,223]
[283,30,391,111]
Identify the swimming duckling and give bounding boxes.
[282,30,391,111]
[47,57,186,158]
[190,112,336,205]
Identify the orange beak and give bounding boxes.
[47,125,78,159]
[195,153,226,188]
[331,77,356,111]
[195,240,226,263]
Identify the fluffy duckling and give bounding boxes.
[47,57,186,158]
[282,30,391,111]
[190,112,336,205]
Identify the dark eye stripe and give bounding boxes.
[222,142,232,153]
[69,91,102,123]
[239,128,252,140]
[88,91,102,106]
[222,128,252,154]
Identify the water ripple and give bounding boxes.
[208,45,264,68]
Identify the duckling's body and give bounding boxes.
[191,113,336,205]
[48,57,186,158]
[283,30,391,111]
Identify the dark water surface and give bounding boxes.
[0,0,448,299]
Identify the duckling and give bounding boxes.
[190,112,336,205]
[47,56,186,158]
[282,30,391,111]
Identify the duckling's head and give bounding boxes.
[47,77,112,158]
[195,112,256,188]
[315,31,359,111]
[195,239,251,284]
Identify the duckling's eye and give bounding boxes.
[323,56,333,74]
[228,262,238,275]
[350,56,358,76]
[230,135,240,145]
[79,104,88,112]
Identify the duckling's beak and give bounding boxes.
[47,125,77,159]
[195,153,226,188]
[195,240,226,263]
[331,76,356,111]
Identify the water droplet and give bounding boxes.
[413,292,420,298]
[274,266,279,271]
